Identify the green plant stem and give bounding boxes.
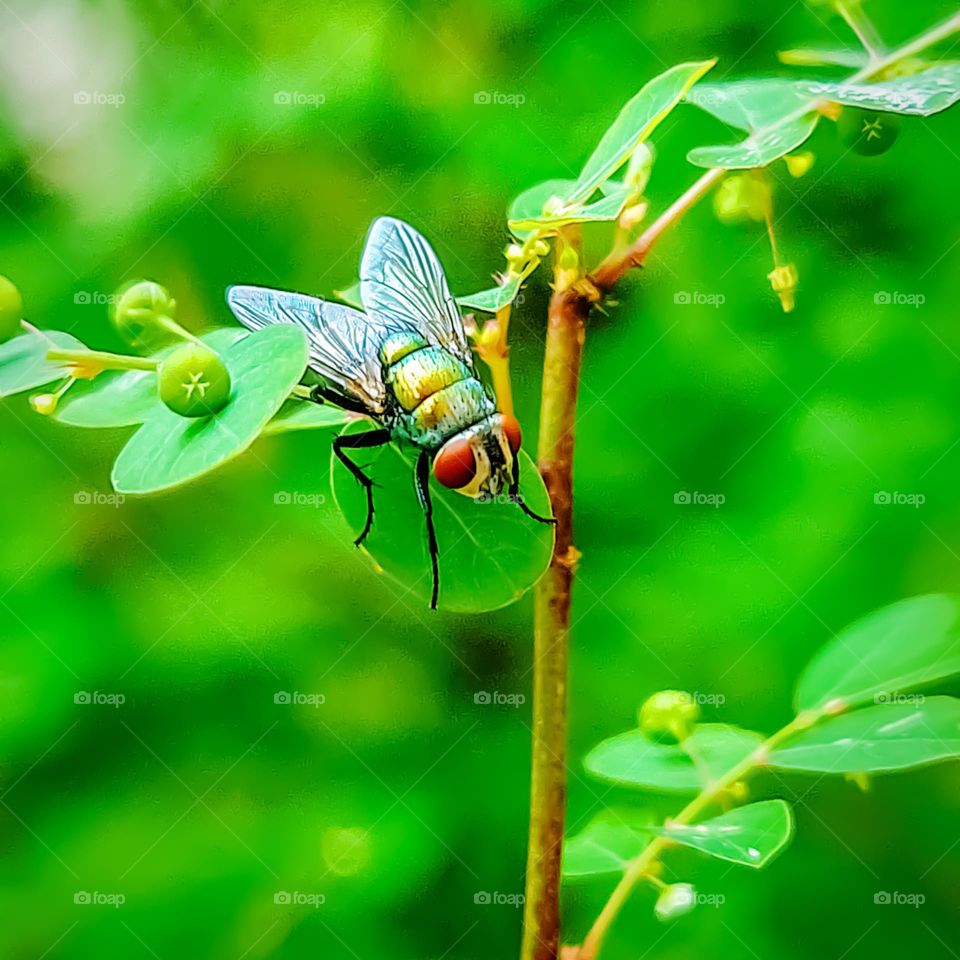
[45,348,158,372]
[836,0,886,62]
[521,285,591,960]
[576,709,826,960]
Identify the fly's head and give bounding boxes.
[432,413,523,500]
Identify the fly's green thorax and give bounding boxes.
[379,335,495,449]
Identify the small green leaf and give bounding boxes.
[687,79,812,131]
[584,724,764,793]
[456,276,523,313]
[331,422,554,612]
[508,184,632,233]
[563,809,653,879]
[795,594,960,712]
[262,398,354,436]
[55,367,160,428]
[798,64,960,116]
[507,179,580,238]
[570,60,716,202]
[769,698,960,773]
[688,113,820,169]
[0,329,85,397]
[658,800,794,869]
[686,78,821,169]
[778,47,870,69]
[112,325,308,494]
[334,281,364,310]
[54,329,244,429]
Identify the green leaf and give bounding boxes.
[687,79,813,131]
[55,367,160,428]
[262,398,354,436]
[570,60,716,202]
[334,281,364,310]
[508,184,632,233]
[795,594,960,712]
[686,78,820,169]
[54,329,244,429]
[688,113,820,169]
[658,800,794,868]
[769,698,960,773]
[563,809,653,879]
[456,276,522,313]
[797,65,960,116]
[507,179,580,238]
[0,329,85,397]
[584,724,764,793]
[112,325,308,494]
[778,47,870,69]
[331,422,554,613]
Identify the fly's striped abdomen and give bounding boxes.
[380,338,495,449]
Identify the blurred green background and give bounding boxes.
[1,0,959,957]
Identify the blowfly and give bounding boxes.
[227,217,554,608]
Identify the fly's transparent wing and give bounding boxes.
[226,285,390,413]
[360,217,472,365]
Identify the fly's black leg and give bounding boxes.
[333,429,391,546]
[310,384,370,416]
[509,454,556,525]
[415,450,441,610]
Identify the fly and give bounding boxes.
[226,216,555,608]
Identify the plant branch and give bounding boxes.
[576,706,832,960]
[591,167,725,290]
[521,285,590,960]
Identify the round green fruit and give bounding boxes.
[638,689,699,743]
[0,275,24,341]
[837,109,899,156]
[112,279,177,346]
[158,343,232,418]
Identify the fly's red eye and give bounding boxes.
[433,438,477,489]
[502,414,522,453]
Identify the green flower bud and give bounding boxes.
[112,279,178,346]
[654,883,696,921]
[0,274,24,341]
[836,109,899,156]
[624,141,655,195]
[638,690,699,743]
[30,392,59,416]
[158,343,231,418]
[713,175,770,224]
